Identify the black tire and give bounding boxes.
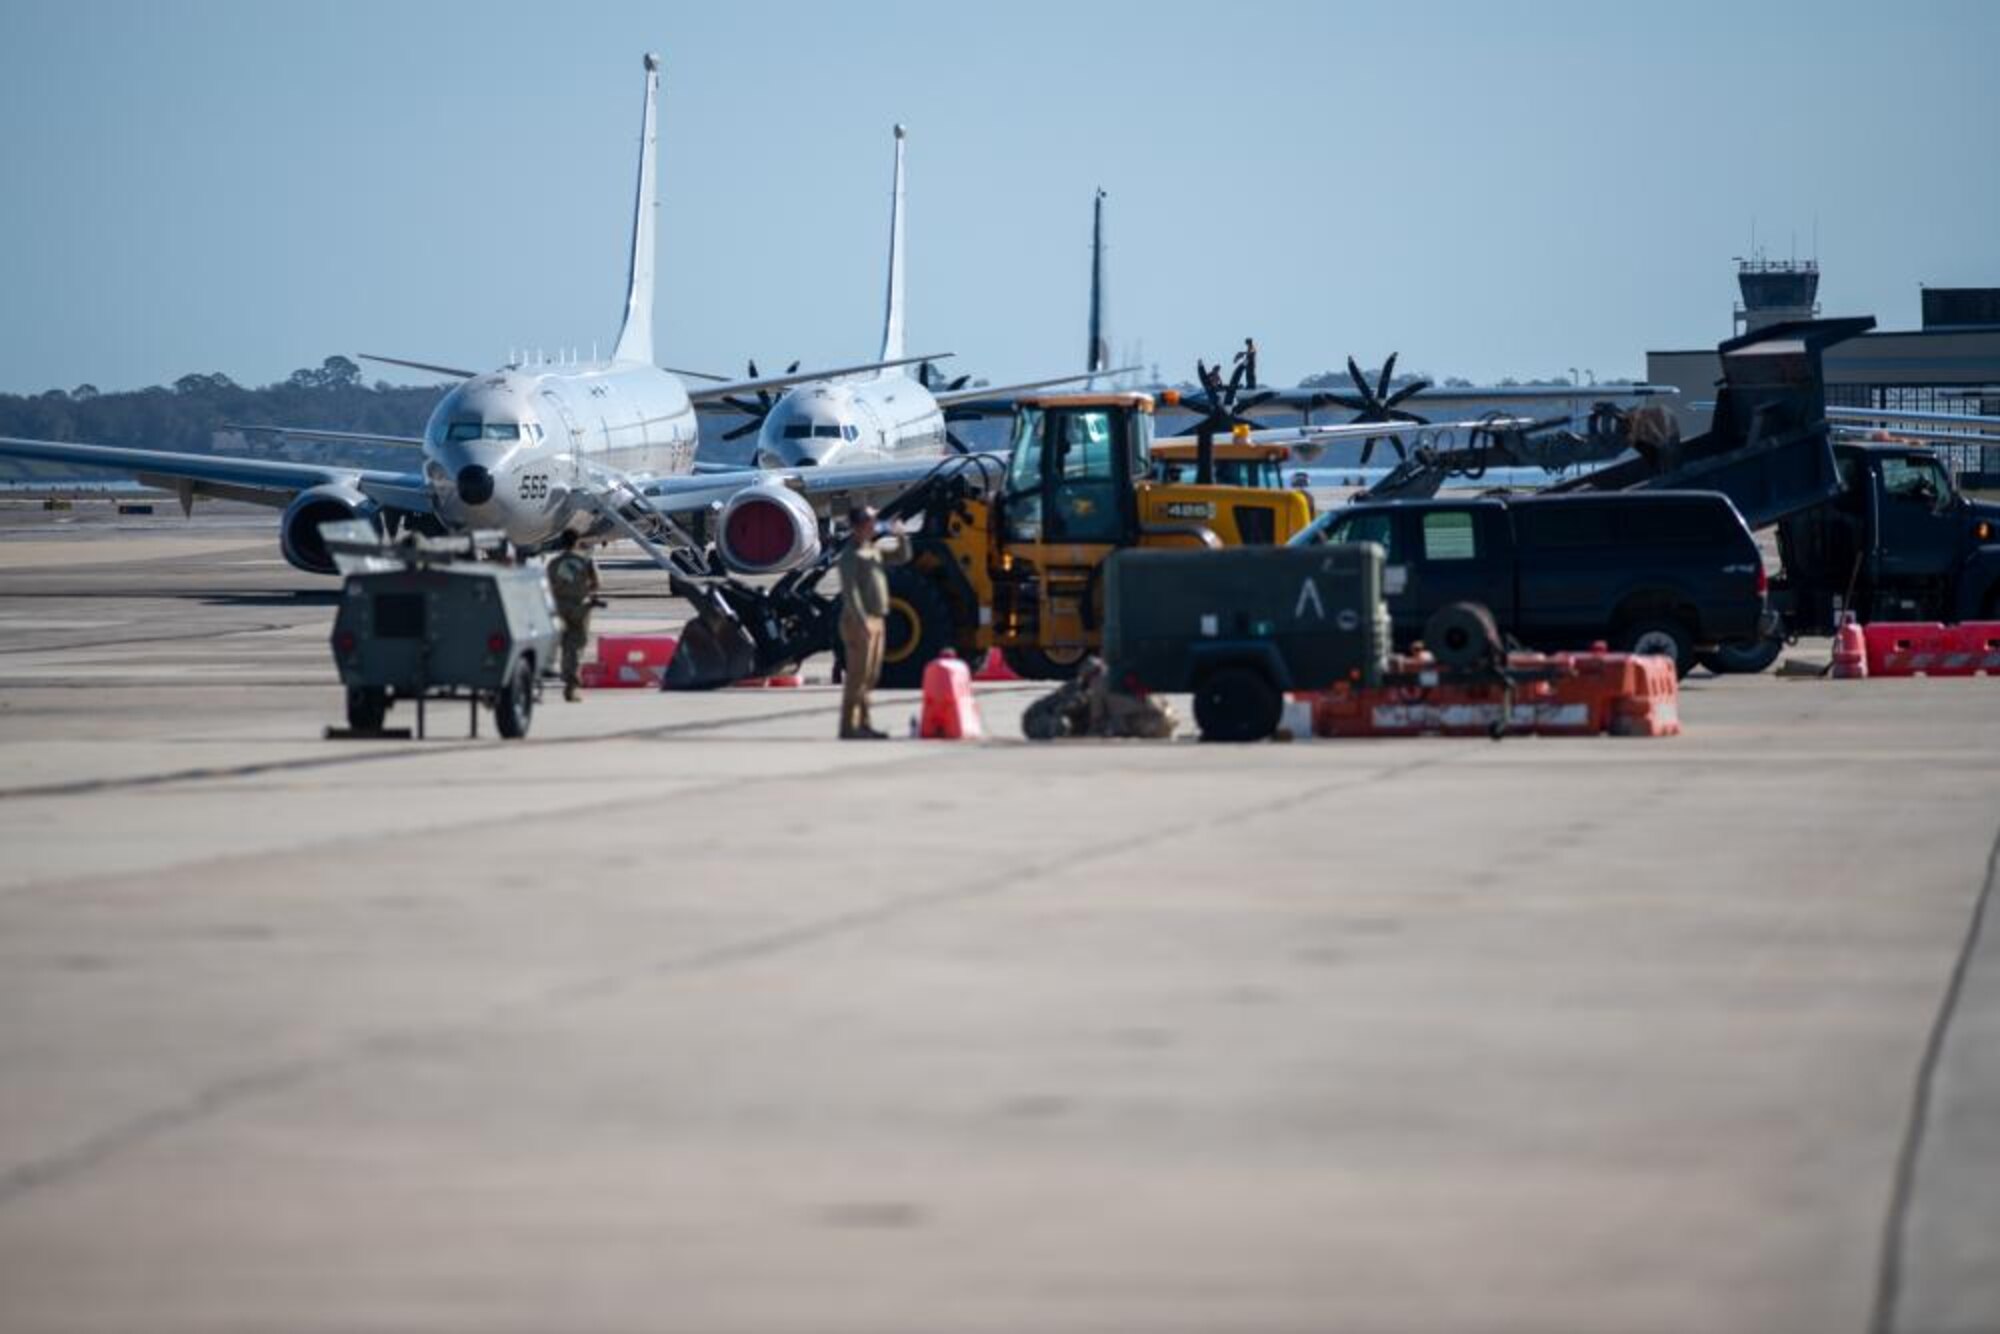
[495,658,534,739]
[1001,643,1090,681]
[345,685,388,732]
[1697,635,1784,675]
[1617,617,1697,678]
[878,567,958,689]
[1192,666,1282,742]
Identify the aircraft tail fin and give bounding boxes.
[877,125,907,368]
[611,53,662,366]
[1087,187,1110,385]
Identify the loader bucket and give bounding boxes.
[661,611,760,690]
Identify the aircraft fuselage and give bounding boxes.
[423,360,698,546]
[750,374,947,470]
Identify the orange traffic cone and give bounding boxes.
[1832,612,1868,679]
[918,650,985,739]
[972,648,1022,681]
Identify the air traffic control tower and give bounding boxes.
[1733,256,1821,334]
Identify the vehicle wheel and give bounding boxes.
[1001,643,1089,681]
[878,567,957,689]
[345,685,388,732]
[495,658,534,739]
[1697,635,1784,675]
[1618,618,1697,678]
[1192,666,1281,742]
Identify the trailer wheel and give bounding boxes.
[878,568,956,689]
[345,685,388,732]
[1001,643,1088,681]
[1618,617,1696,678]
[1697,636,1783,675]
[495,659,534,739]
[1193,666,1281,742]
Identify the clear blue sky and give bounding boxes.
[0,0,1993,395]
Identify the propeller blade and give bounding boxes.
[1384,379,1431,409]
[1388,435,1408,461]
[948,375,971,392]
[1325,394,1371,415]
[1346,356,1375,404]
[1235,391,1280,415]
[917,361,934,388]
[1226,360,1247,395]
[746,359,760,380]
[719,396,764,416]
[1376,352,1399,402]
[1359,437,1377,467]
[946,431,971,455]
[722,418,763,442]
[786,360,800,375]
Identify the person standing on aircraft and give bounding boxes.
[547,531,601,702]
[1234,338,1259,390]
[836,506,909,739]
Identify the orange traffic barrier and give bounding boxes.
[1863,620,2000,676]
[582,634,678,688]
[972,648,1022,682]
[1307,648,1679,739]
[918,649,984,739]
[1947,622,2000,674]
[1863,622,1947,676]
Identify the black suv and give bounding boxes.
[1289,491,1770,675]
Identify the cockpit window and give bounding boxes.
[843,424,859,440]
[813,424,842,439]
[445,421,521,442]
[782,424,812,440]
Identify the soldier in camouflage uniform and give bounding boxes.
[546,530,600,702]
[1022,656,1178,740]
[835,506,909,739]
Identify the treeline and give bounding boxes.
[0,357,445,477]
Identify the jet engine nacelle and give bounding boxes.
[280,483,382,574]
[715,483,821,574]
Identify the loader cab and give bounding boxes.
[1002,394,1154,545]
[1148,441,1292,490]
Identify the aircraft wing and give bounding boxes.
[1155,417,1540,465]
[226,423,425,449]
[1156,417,1538,449]
[933,367,1142,415]
[1175,382,1678,419]
[640,455,1002,516]
[358,352,478,380]
[0,436,433,513]
[686,353,951,407]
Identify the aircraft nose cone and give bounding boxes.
[457,465,495,506]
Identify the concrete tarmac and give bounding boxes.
[1,500,1997,1333]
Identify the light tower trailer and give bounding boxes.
[321,522,561,739]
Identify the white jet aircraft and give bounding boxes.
[0,55,980,579]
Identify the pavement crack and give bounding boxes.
[1867,814,2000,1334]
